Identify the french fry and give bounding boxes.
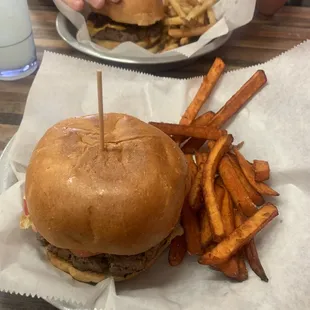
[202,134,233,241]
[237,254,249,282]
[253,160,270,182]
[208,70,267,128]
[187,0,198,5]
[185,154,198,186]
[162,43,179,52]
[181,202,202,255]
[219,155,257,217]
[164,16,185,26]
[179,58,225,126]
[167,5,177,16]
[149,122,226,140]
[234,141,244,150]
[178,111,215,145]
[228,154,265,206]
[207,7,217,24]
[182,71,266,154]
[188,152,207,210]
[168,0,186,18]
[186,0,216,21]
[245,239,269,282]
[199,203,279,265]
[215,183,225,212]
[233,148,279,196]
[200,209,213,249]
[221,189,235,236]
[169,234,187,266]
[180,37,190,45]
[168,24,213,38]
[215,257,240,280]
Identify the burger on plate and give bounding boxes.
[86,0,165,50]
[20,113,189,283]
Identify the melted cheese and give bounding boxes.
[87,21,126,37]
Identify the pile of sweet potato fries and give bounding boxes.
[150,58,279,282]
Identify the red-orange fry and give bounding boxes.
[149,122,226,140]
[169,234,187,266]
[179,58,225,125]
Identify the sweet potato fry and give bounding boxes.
[185,154,198,185]
[215,256,240,280]
[208,70,267,128]
[219,155,257,217]
[228,154,265,206]
[169,234,187,266]
[237,254,248,282]
[245,239,269,282]
[149,122,226,140]
[233,148,279,196]
[202,134,233,241]
[188,163,204,211]
[200,209,213,249]
[181,202,202,255]
[195,152,208,166]
[221,189,235,236]
[199,203,279,265]
[215,183,225,212]
[179,58,225,125]
[182,71,267,154]
[253,160,270,182]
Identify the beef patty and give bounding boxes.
[37,230,174,278]
[88,12,163,43]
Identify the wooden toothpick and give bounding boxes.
[97,70,104,151]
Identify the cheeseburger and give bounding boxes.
[87,0,165,50]
[21,113,189,283]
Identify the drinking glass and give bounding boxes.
[0,0,38,81]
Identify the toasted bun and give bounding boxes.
[25,113,189,255]
[46,224,183,283]
[92,0,164,26]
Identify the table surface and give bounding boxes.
[1,1,310,309]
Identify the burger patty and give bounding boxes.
[88,13,162,43]
[37,233,170,278]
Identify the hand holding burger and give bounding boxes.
[62,0,121,12]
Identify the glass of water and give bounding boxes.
[0,0,38,81]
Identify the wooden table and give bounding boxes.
[0,1,310,309]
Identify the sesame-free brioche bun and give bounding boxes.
[92,0,164,26]
[25,113,189,256]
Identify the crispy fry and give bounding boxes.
[149,122,226,140]
[221,189,235,236]
[179,58,225,126]
[208,70,267,128]
[188,161,204,210]
[195,152,208,166]
[167,5,177,16]
[245,239,269,282]
[202,134,233,241]
[187,0,198,5]
[199,203,278,265]
[186,0,216,21]
[162,43,179,52]
[185,154,198,185]
[200,209,213,249]
[207,7,217,24]
[168,24,213,38]
[164,16,185,26]
[237,254,249,282]
[253,160,270,182]
[178,111,215,145]
[180,37,190,45]
[228,154,265,206]
[233,148,279,196]
[234,141,244,150]
[215,256,240,280]
[234,208,246,228]
[219,155,257,217]
[169,0,186,18]
[169,234,187,266]
[215,183,225,212]
[181,202,202,255]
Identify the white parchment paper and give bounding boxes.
[1,41,310,309]
[53,0,256,58]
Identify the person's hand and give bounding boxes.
[62,0,120,12]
